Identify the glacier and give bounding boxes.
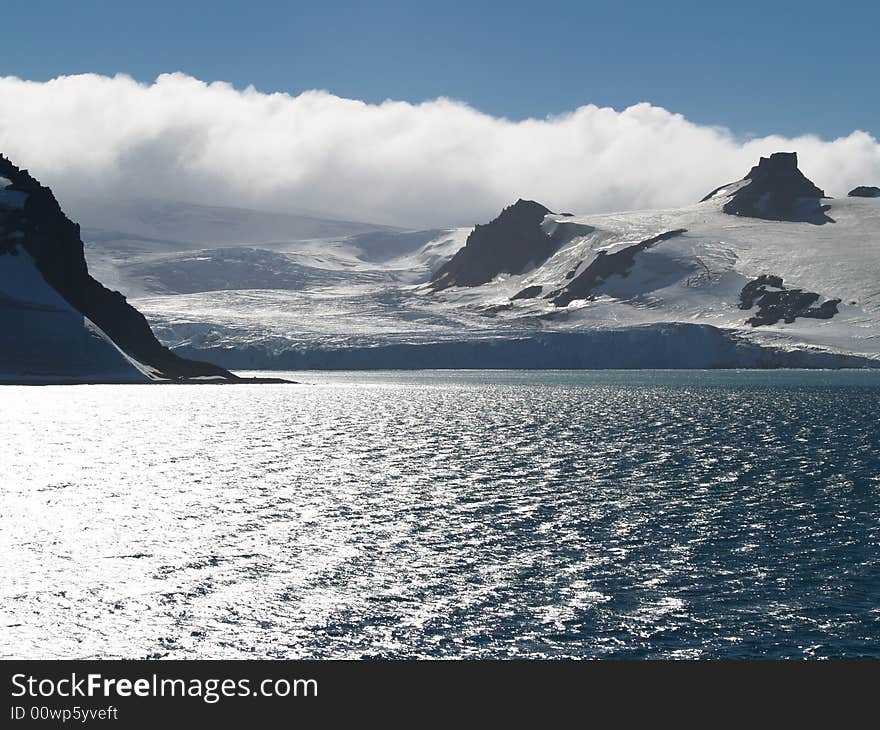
[74,158,880,370]
[6,150,880,373]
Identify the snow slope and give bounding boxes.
[0,246,149,383]
[78,198,455,298]
[425,194,880,360]
[75,171,880,370]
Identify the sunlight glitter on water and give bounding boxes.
[2,370,880,658]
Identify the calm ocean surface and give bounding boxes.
[2,370,879,659]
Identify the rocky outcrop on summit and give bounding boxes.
[430,200,557,291]
[0,155,235,381]
[701,152,831,224]
[738,274,840,327]
[848,186,880,198]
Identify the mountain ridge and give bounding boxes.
[117,152,880,370]
[0,155,237,381]
[5,150,879,374]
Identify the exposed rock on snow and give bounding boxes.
[701,152,831,224]
[65,149,880,371]
[511,285,544,300]
[550,229,687,307]
[430,199,557,290]
[739,275,784,309]
[848,186,880,198]
[738,274,840,327]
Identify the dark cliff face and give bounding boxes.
[430,199,556,291]
[701,152,831,224]
[0,154,235,380]
[848,186,880,198]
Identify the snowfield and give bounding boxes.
[449,195,880,359]
[3,146,878,376]
[73,191,880,369]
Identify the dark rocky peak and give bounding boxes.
[701,152,831,224]
[848,186,880,198]
[493,198,551,225]
[0,153,235,380]
[742,152,825,195]
[1,154,47,193]
[1,154,90,290]
[430,199,558,291]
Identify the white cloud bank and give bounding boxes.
[0,72,878,228]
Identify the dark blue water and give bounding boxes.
[3,370,880,658]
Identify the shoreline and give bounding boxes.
[0,376,297,386]
[6,366,880,386]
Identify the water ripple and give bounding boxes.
[2,370,879,658]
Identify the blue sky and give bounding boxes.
[1,0,877,139]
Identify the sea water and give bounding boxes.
[2,370,879,658]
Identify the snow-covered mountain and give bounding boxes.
[0,156,239,382]
[80,151,875,370]
[8,150,880,372]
